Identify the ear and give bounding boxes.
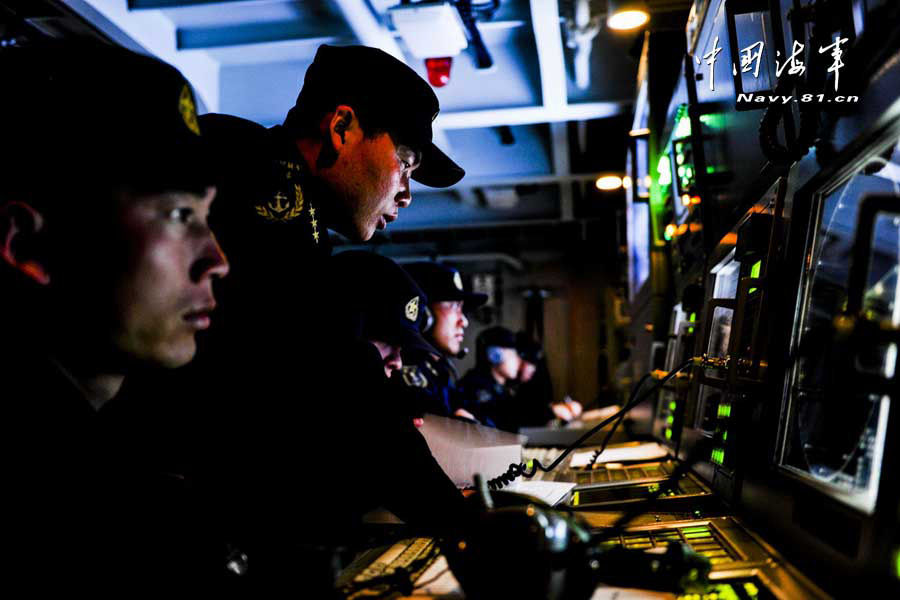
[0,201,51,285]
[327,105,361,151]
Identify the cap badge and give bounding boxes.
[405,296,420,322]
[453,271,463,291]
[178,84,201,136]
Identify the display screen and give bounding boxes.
[628,199,651,300]
[780,134,900,513]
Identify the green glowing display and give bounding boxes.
[750,260,762,279]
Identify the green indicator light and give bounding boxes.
[680,526,709,534]
[722,431,728,441]
[674,115,692,139]
[657,155,672,186]
[718,403,732,418]
[665,428,673,440]
[744,582,760,598]
[685,166,694,178]
[751,259,762,279]
[675,142,683,153]
[689,312,697,322]
[667,415,674,425]
[676,154,685,165]
[688,326,695,334]
[678,165,686,177]
[894,547,900,579]
[526,459,534,470]
[749,287,758,294]
[706,165,716,174]
[669,401,677,411]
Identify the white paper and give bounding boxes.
[569,442,669,468]
[590,585,676,599]
[502,480,577,506]
[410,555,464,597]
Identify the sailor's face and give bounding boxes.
[105,187,228,367]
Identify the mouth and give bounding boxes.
[183,305,215,330]
[377,213,397,231]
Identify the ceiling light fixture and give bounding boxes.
[607,0,650,31]
[595,175,624,190]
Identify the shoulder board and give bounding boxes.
[401,365,429,388]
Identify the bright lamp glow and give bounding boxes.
[607,9,649,31]
[595,175,624,190]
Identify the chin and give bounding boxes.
[158,339,197,369]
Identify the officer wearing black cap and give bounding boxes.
[457,326,523,430]
[395,262,487,420]
[1,43,228,586]
[148,44,468,581]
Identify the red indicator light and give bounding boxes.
[425,57,453,87]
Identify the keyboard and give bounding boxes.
[336,537,440,599]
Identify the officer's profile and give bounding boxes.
[1,42,227,583]
[201,43,464,247]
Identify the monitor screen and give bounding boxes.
[628,200,651,300]
[778,134,900,513]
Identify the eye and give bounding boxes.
[167,207,194,224]
[401,159,411,170]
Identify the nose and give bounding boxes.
[396,173,412,209]
[459,311,469,329]
[386,348,403,374]
[190,186,229,282]
[191,234,229,282]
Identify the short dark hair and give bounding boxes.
[283,99,399,144]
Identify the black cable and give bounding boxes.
[484,360,694,490]
[586,372,654,469]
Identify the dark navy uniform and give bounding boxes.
[4,346,221,590]
[457,366,520,431]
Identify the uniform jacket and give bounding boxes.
[3,345,221,591]
[457,366,519,431]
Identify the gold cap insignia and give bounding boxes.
[453,271,463,291]
[405,296,419,322]
[178,84,201,136]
